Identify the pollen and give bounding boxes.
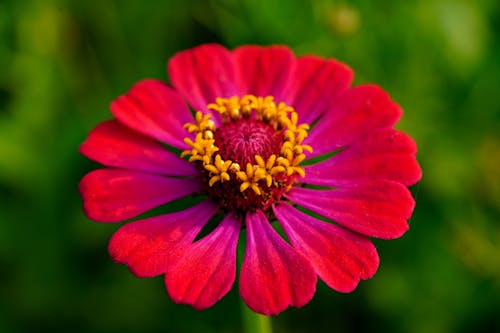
[181,95,312,211]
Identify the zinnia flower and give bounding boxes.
[79,44,421,315]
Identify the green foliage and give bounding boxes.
[1,0,499,332]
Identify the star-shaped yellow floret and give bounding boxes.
[205,154,233,187]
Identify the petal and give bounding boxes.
[233,45,295,102]
[108,200,218,277]
[79,168,201,223]
[168,44,238,121]
[273,202,379,293]
[305,84,402,157]
[110,79,192,149]
[287,55,353,124]
[286,180,414,239]
[165,212,241,309]
[240,210,316,315]
[80,120,197,176]
[304,128,422,186]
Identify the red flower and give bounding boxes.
[79,44,421,315]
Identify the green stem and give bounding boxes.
[240,300,273,333]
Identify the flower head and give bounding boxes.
[79,44,422,315]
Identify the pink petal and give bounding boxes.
[110,79,193,149]
[286,180,414,239]
[165,212,241,309]
[287,55,353,124]
[80,120,197,176]
[79,168,201,223]
[304,128,422,186]
[168,44,238,121]
[108,200,218,277]
[273,202,379,293]
[240,210,317,315]
[233,45,295,102]
[305,84,402,157]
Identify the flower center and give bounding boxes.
[215,119,283,167]
[181,95,312,212]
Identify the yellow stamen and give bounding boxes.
[255,155,266,169]
[276,156,290,167]
[204,154,233,187]
[292,154,306,166]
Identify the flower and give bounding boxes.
[79,44,422,315]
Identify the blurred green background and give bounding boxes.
[1,0,499,332]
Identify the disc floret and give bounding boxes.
[182,95,312,211]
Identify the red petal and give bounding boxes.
[305,84,402,157]
[165,212,241,309]
[233,45,294,102]
[273,202,379,293]
[110,79,192,149]
[168,44,238,121]
[80,120,196,176]
[79,168,201,222]
[286,180,414,239]
[287,55,353,124]
[240,210,316,315]
[304,128,422,186]
[108,200,218,277]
